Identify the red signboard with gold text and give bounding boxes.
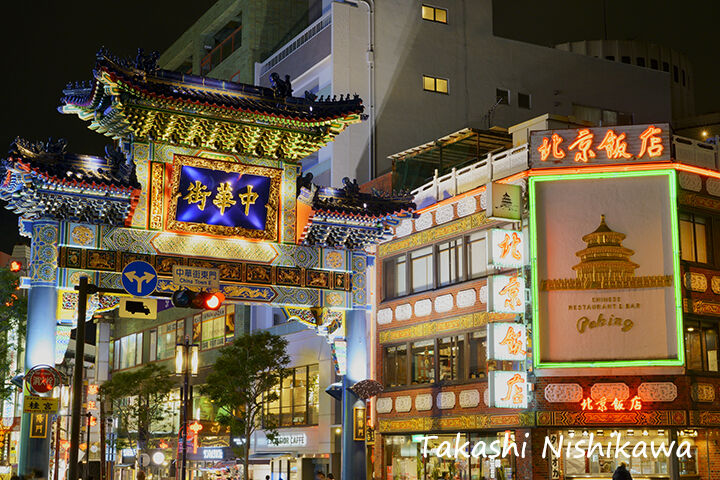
[529,124,671,168]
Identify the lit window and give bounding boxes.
[422,5,447,23]
[383,344,408,387]
[411,339,435,384]
[263,364,319,427]
[496,88,509,105]
[679,213,710,263]
[410,246,434,293]
[423,75,449,94]
[438,336,464,381]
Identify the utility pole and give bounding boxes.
[68,276,90,480]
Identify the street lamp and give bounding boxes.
[175,337,199,480]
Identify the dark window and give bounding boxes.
[662,61,670,72]
[383,345,408,387]
[621,56,631,64]
[468,332,487,379]
[496,88,510,105]
[636,57,646,67]
[605,55,615,61]
[518,92,531,109]
[673,65,679,82]
[410,246,434,293]
[467,232,487,279]
[679,213,710,264]
[411,339,435,384]
[685,323,719,372]
[650,59,659,70]
[383,255,408,299]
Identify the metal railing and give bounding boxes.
[200,25,243,76]
[258,13,331,76]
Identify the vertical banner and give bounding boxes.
[487,182,522,220]
[487,229,525,268]
[488,274,526,314]
[488,371,528,409]
[487,323,527,361]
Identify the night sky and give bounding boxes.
[0,0,716,253]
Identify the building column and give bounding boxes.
[341,309,367,480]
[18,220,59,477]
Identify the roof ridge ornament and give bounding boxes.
[269,72,293,98]
[10,137,68,158]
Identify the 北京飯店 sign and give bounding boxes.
[529,124,670,168]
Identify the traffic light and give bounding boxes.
[171,288,225,310]
[8,261,21,272]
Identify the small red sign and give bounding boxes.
[26,366,60,394]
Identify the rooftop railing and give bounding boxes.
[257,13,331,77]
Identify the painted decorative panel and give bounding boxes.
[478,286,488,304]
[637,382,677,402]
[459,390,480,408]
[684,272,708,293]
[479,191,487,210]
[456,289,477,308]
[544,384,584,403]
[590,383,629,401]
[377,308,393,325]
[395,219,413,238]
[414,299,432,317]
[457,196,477,217]
[707,178,720,197]
[692,383,715,402]
[415,212,433,231]
[415,394,433,411]
[395,396,412,413]
[437,392,456,410]
[678,172,702,192]
[376,397,393,414]
[434,294,454,313]
[435,204,454,224]
[712,276,720,294]
[395,304,412,321]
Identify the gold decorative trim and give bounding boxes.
[378,412,534,433]
[379,311,515,344]
[379,212,491,258]
[149,162,165,230]
[166,154,282,241]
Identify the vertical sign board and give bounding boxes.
[486,183,522,221]
[487,275,525,314]
[353,407,366,441]
[487,323,527,361]
[488,371,528,409]
[529,169,683,368]
[29,413,47,438]
[487,229,524,269]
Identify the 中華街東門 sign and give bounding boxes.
[529,169,682,369]
[166,155,282,241]
[529,124,670,168]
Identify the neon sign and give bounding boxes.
[487,323,527,361]
[489,371,528,409]
[530,124,670,168]
[488,229,524,268]
[580,395,642,412]
[488,274,526,314]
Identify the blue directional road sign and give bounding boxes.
[121,261,158,297]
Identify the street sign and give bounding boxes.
[29,413,47,438]
[138,453,151,467]
[172,265,220,290]
[119,297,157,319]
[25,365,61,394]
[121,261,158,297]
[23,395,59,414]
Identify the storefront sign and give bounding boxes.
[529,170,683,368]
[22,395,58,414]
[488,274,526,314]
[486,183,522,220]
[487,323,527,361]
[266,433,307,447]
[353,407,366,441]
[29,413,47,438]
[167,155,282,241]
[202,448,224,460]
[487,229,524,269]
[331,339,347,376]
[580,395,642,411]
[488,371,528,409]
[529,124,670,168]
[172,265,220,290]
[25,365,61,394]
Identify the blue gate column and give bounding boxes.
[341,309,367,480]
[18,219,59,477]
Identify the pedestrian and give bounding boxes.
[265,476,270,480]
[327,475,335,480]
[316,472,326,480]
[612,462,632,480]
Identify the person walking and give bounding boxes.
[612,463,632,480]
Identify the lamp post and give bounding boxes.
[175,337,199,480]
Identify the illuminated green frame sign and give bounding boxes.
[529,169,684,369]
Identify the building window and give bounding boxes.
[679,213,710,263]
[411,339,435,384]
[383,255,408,299]
[518,92,531,109]
[572,104,633,126]
[437,238,464,287]
[421,5,447,23]
[468,332,487,379]
[636,57,645,67]
[650,58,659,70]
[496,88,509,105]
[264,364,319,427]
[621,56,631,64]
[157,320,184,361]
[116,332,143,370]
[383,344,408,387]
[200,305,235,350]
[673,65,679,83]
[605,55,615,61]
[438,336,464,381]
[410,246,434,293]
[662,61,669,72]
[423,75,448,94]
[467,232,487,279]
[685,323,719,372]
[148,329,157,362]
